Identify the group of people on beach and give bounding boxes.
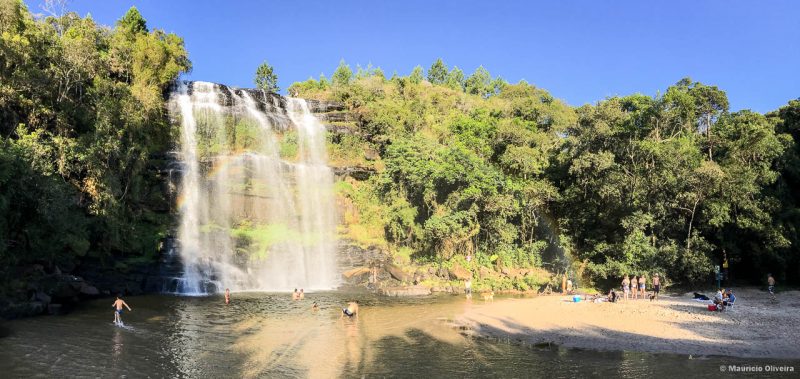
[614,273,660,302]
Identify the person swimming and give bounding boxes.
[312,302,319,312]
[341,301,359,318]
[112,295,132,325]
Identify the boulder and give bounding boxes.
[448,263,471,280]
[342,267,371,279]
[379,286,432,297]
[79,283,100,296]
[386,264,412,282]
[2,301,45,319]
[33,291,51,304]
[47,303,65,315]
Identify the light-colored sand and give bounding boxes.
[457,289,800,358]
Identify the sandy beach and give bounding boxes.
[457,288,800,359]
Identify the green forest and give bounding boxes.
[292,61,799,289]
[0,2,189,295]
[1,1,798,302]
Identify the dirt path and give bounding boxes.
[457,289,800,359]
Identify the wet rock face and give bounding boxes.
[304,99,346,113]
[333,166,376,181]
[337,242,391,288]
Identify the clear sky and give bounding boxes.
[24,0,800,112]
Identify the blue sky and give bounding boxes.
[25,1,800,112]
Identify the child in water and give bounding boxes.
[112,295,132,325]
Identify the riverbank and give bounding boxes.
[456,288,800,359]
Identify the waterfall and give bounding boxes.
[168,81,339,294]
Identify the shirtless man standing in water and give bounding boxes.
[112,296,132,325]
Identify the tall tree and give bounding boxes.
[465,66,492,97]
[427,58,447,84]
[331,59,352,87]
[254,61,279,93]
[445,66,465,91]
[409,65,424,84]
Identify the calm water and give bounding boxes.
[0,293,795,378]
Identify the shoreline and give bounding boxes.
[454,288,800,359]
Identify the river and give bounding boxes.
[0,293,788,378]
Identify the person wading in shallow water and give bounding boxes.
[112,296,132,325]
[225,288,231,304]
[341,301,359,319]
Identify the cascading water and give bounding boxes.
[168,81,339,294]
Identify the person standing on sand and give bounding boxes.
[639,274,646,299]
[768,273,776,301]
[561,274,567,294]
[652,273,661,301]
[225,288,231,304]
[622,275,630,301]
[631,276,639,300]
[112,296,132,325]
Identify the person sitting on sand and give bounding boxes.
[225,288,231,305]
[652,273,661,301]
[342,301,359,319]
[631,276,639,300]
[622,275,630,301]
[608,289,618,303]
[723,289,736,307]
[713,289,725,311]
[566,278,574,294]
[112,295,132,325]
[299,289,305,300]
[292,289,299,300]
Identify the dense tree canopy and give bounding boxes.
[1,0,797,297]
[0,1,190,292]
[292,58,800,288]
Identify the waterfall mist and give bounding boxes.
[168,81,339,294]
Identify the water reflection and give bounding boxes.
[0,293,795,378]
